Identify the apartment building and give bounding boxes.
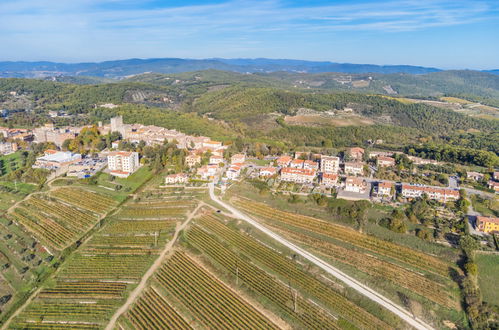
[226,164,242,180]
[303,160,319,170]
[347,147,365,161]
[321,156,340,174]
[259,167,277,178]
[401,184,460,202]
[377,156,396,167]
[209,155,224,165]
[107,151,140,178]
[344,162,364,176]
[289,159,305,168]
[0,142,17,155]
[276,155,292,167]
[321,173,338,187]
[376,181,393,197]
[345,177,367,193]
[197,164,218,180]
[280,168,316,184]
[231,154,246,164]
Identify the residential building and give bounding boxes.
[165,173,188,184]
[347,147,365,161]
[276,155,292,167]
[345,177,367,193]
[344,162,364,176]
[188,136,211,149]
[407,156,439,165]
[107,151,140,178]
[467,171,484,181]
[0,142,17,155]
[209,155,224,165]
[185,154,201,167]
[289,159,305,169]
[401,184,460,202]
[377,156,396,167]
[476,216,499,234]
[226,164,242,180]
[230,154,246,164]
[321,173,338,187]
[488,180,499,193]
[321,156,340,174]
[303,160,319,170]
[369,151,394,158]
[376,181,393,197]
[197,164,218,180]
[203,140,223,150]
[259,167,277,178]
[34,150,82,169]
[280,168,316,184]
[493,171,499,181]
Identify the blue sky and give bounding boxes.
[0,0,498,69]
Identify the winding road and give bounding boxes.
[208,182,434,330]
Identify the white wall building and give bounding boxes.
[107,151,140,177]
[321,156,340,174]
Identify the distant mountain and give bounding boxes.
[0,58,444,79]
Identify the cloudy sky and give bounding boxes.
[0,0,498,69]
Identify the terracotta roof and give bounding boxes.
[281,167,316,176]
[477,216,499,225]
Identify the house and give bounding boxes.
[226,164,242,180]
[303,160,319,170]
[321,156,340,174]
[34,150,82,169]
[188,136,211,149]
[185,154,201,167]
[0,142,17,155]
[321,173,338,187]
[231,154,246,164]
[294,151,308,159]
[493,172,499,181]
[280,168,316,184]
[401,184,460,202]
[345,177,367,193]
[476,216,499,234]
[376,181,393,197]
[197,164,218,180]
[467,171,484,181]
[276,155,292,167]
[377,156,395,167]
[289,159,305,169]
[209,155,224,165]
[165,173,188,184]
[203,140,223,150]
[488,180,499,193]
[107,151,140,178]
[347,147,365,161]
[369,151,394,158]
[344,162,364,176]
[259,167,277,178]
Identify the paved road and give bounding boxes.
[208,183,433,330]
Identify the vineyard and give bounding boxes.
[233,198,451,277]
[192,214,393,329]
[10,178,202,329]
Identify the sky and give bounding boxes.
[0,0,498,69]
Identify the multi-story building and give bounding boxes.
[493,171,499,181]
[165,173,188,184]
[197,164,218,180]
[345,177,367,193]
[344,162,364,176]
[209,155,224,165]
[377,156,396,167]
[226,164,242,180]
[289,159,305,169]
[107,151,140,178]
[0,142,17,155]
[34,150,82,169]
[347,147,365,161]
[276,155,292,167]
[401,184,460,202]
[321,156,340,174]
[203,140,223,150]
[280,168,316,184]
[476,216,499,234]
[321,173,338,187]
[230,154,246,164]
[185,154,201,167]
[303,160,319,170]
[376,181,393,197]
[259,167,277,178]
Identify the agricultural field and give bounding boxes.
[475,253,499,306]
[119,251,277,329]
[231,198,464,325]
[9,177,201,329]
[185,212,396,329]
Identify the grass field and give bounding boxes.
[475,253,499,306]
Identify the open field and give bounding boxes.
[475,253,499,306]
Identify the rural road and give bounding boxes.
[208,182,434,330]
[105,202,204,330]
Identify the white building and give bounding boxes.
[0,142,17,155]
[401,184,460,202]
[344,162,364,176]
[165,173,188,184]
[34,150,82,169]
[185,154,201,167]
[280,168,316,184]
[345,177,367,193]
[321,173,338,187]
[321,156,340,174]
[259,167,277,178]
[376,181,393,197]
[377,156,396,167]
[107,151,140,178]
[209,155,224,165]
[197,164,218,180]
[231,154,246,164]
[226,164,242,180]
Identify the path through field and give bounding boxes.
[105,202,204,330]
